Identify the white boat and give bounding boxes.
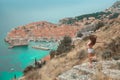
[32,45,50,50]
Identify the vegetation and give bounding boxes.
[50,50,57,58]
[60,11,112,25]
[50,36,73,58]
[75,11,111,20]
[59,18,76,24]
[76,32,83,37]
[109,13,119,19]
[23,65,34,75]
[112,55,120,60]
[56,36,73,55]
[102,50,112,60]
[107,37,120,54]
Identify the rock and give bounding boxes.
[57,60,120,80]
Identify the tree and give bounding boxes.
[56,36,72,55]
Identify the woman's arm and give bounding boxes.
[87,41,91,46]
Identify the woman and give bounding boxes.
[87,35,97,68]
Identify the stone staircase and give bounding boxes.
[58,60,120,80]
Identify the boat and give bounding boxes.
[32,45,50,50]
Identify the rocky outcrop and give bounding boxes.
[58,60,120,80]
[76,20,105,40]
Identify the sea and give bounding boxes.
[0,0,117,80]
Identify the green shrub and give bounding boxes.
[23,65,34,75]
[112,55,120,60]
[59,11,112,25]
[94,21,104,30]
[56,36,72,55]
[109,13,119,19]
[102,50,112,60]
[59,18,76,24]
[107,37,120,53]
[75,11,111,20]
[76,32,83,37]
[50,50,57,58]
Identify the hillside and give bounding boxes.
[19,12,120,80]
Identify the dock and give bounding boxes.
[32,45,50,50]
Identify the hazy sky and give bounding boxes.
[0,0,117,31]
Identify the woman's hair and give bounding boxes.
[89,35,97,45]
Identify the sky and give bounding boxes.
[0,0,117,32]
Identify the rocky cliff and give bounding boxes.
[58,60,120,80]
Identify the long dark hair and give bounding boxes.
[89,35,97,45]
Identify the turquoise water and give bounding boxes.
[0,41,57,80]
[0,0,117,80]
[0,34,58,80]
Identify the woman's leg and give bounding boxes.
[88,53,94,68]
[92,55,97,61]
